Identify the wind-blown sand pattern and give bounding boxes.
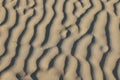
[0,0,120,80]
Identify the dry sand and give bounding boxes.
[0,0,120,80]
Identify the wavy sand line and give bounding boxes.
[0,0,120,80]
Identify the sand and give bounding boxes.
[0,0,120,80]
